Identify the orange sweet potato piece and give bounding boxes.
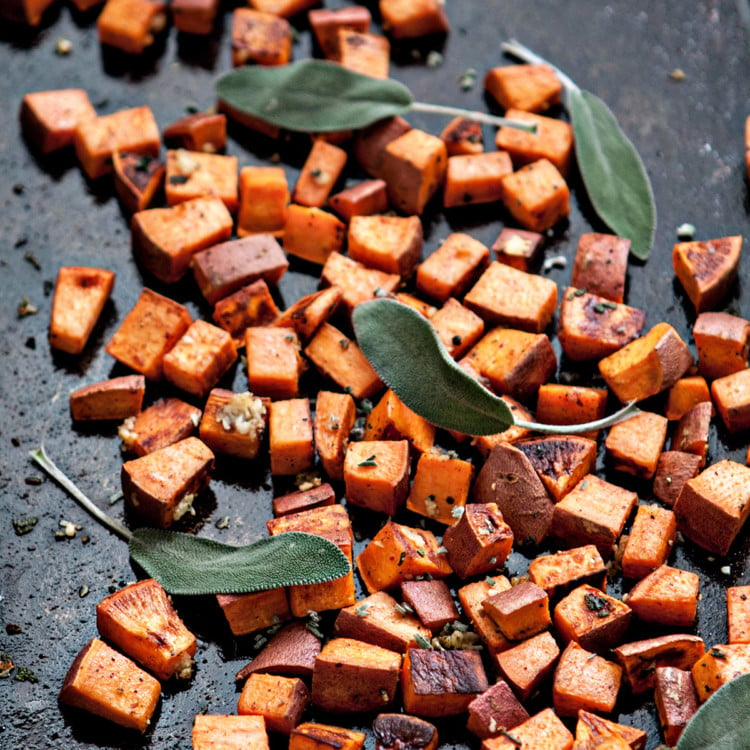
[348,214,423,278]
[336,30,390,79]
[164,112,226,153]
[483,582,550,641]
[481,708,573,750]
[443,151,513,208]
[534,384,607,440]
[235,621,320,681]
[363,389,435,454]
[571,233,631,303]
[193,715,269,750]
[329,179,389,222]
[70,375,145,422]
[492,631,559,702]
[353,116,412,178]
[320,252,400,316]
[728,586,750,643]
[268,398,314,476]
[654,668,699,747]
[466,680,529,740]
[0,0,55,24]
[231,8,292,66]
[500,158,570,232]
[406,450,474,525]
[283,204,346,265]
[621,504,677,579]
[238,673,310,734]
[441,116,483,156]
[170,0,219,32]
[625,564,699,627]
[492,227,544,272]
[165,149,239,212]
[692,643,750,702]
[290,723,365,750]
[59,638,161,732]
[274,287,342,342]
[379,0,449,38]
[605,411,668,479]
[665,375,712,420]
[484,64,562,113]
[20,89,96,154]
[711,367,750,433]
[309,5,371,58]
[344,439,411,516]
[199,390,268,460]
[373,714,438,750]
[246,326,303,399]
[97,0,167,53]
[693,311,750,379]
[429,299,485,359]
[672,401,711,465]
[120,397,201,457]
[400,579,460,633]
[653,450,703,507]
[314,390,356,481]
[528,545,607,601]
[273,483,335,518]
[293,140,348,208]
[574,710,647,750]
[237,166,289,237]
[112,151,165,214]
[213,279,281,348]
[458,577,513,655]
[217,588,291,638]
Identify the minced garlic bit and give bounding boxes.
[215,392,266,436]
[424,495,439,517]
[118,416,138,450]
[174,149,201,175]
[502,233,532,257]
[55,37,73,55]
[676,222,696,240]
[173,492,197,521]
[296,472,322,491]
[542,254,568,272]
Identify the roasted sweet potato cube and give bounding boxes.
[273,483,335,518]
[626,565,699,627]
[402,648,487,717]
[268,398,314,476]
[691,643,750,702]
[673,459,750,555]
[246,326,303,400]
[553,584,631,653]
[363,389,435,454]
[238,673,310,734]
[574,710,647,750]
[217,94,281,140]
[571,232,631,303]
[528,545,607,601]
[728,586,750,643]
[430,299,484,357]
[373,714,437,750]
[284,205,346,265]
[379,0,449,38]
[551,474,638,558]
[406,450,474,525]
[293,140,348,208]
[1,0,56,25]
[485,581,551,643]
[443,503,514,579]
[348,214,423,278]
[553,641,622,717]
[466,680,529,740]
[653,450,703,507]
[666,375,712,421]
[309,5,371,58]
[356,521,452,594]
[458,577,513,655]
[485,64,562,113]
[59,638,161,732]
[290,723,365,750]
[97,0,167,54]
[336,29,390,79]
[344,440,411,516]
[380,128,448,215]
[500,158,570,232]
[605,411,668,480]
[112,151,165,214]
[396,293,437,318]
[275,287,342,342]
[468,395,534,457]
[165,149,238,212]
[120,397,201,456]
[493,631,560,701]
[75,105,160,180]
[534,385,607,441]
[213,279,281,348]
[200,389,268,460]
[193,715,269,750]
[673,235,742,313]
[654,668,698,746]
[191,234,288,305]
[481,708,573,750]
[70,375,145,422]
[132,197,233,284]
[492,228,544,272]
[314,390,356,482]
[334,590,430,652]
[440,116,483,156]
[672,401,711,465]
[235,621,321,681]
[621,504,677,579]
[354,116,411,178]
[443,151,513,208]
[693,311,750,380]
[320,252,400,315]
[495,109,574,177]
[711,368,750,433]
[329,179,388,222]
[96,578,196,680]
[237,166,289,238]
[231,8,292,66]
[400,580,459,633]
[217,588,291,637]
[122,437,214,528]
[164,112,226,153]
[20,89,96,154]
[614,633,706,695]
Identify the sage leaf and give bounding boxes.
[129,528,351,596]
[215,60,413,133]
[677,673,750,749]
[569,88,656,260]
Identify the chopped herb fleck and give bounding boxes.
[15,666,38,683]
[169,174,190,185]
[358,455,378,467]
[338,338,350,350]
[12,517,38,536]
[584,591,610,616]
[414,632,433,649]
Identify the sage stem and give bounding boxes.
[410,101,537,132]
[515,401,639,435]
[30,445,133,542]
[501,39,580,95]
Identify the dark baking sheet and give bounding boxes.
[2,2,750,748]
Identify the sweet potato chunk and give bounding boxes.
[373,714,437,750]
[653,451,703,507]
[574,710,647,750]
[406,450,474,525]
[112,152,165,214]
[347,214,423,278]
[97,0,167,55]
[268,398,314,476]
[625,565,699,627]
[238,673,310,734]
[492,228,544,272]
[344,440,411,516]
[605,411,668,479]
[293,140,348,207]
[320,252,400,316]
[70,375,145,422]
[217,588,291,638]
[199,390,268,460]
[666,375,712,421]
[309,5,371,58]
[314,390,356,482]
[231,8,292,67]
[235,621,320,681]
[654,667,699,746]
[528,545,606,601]
[458,577,513,655]
[466,680,529,740]
[481,708,573,750]
[379,0,449,39]
[443,151,513,208]
[164,112,226,153]
[363,389,435,454]
[20,89,96,154]
[193,715,269,750]
[493,631,560,701]
[500,158,570,232]
[693,311,750,380]
[485,64,562,113]
[671,401,711,465]
[329,179,389,222]
[621,504,677,579]
[283,205,346,265]
[290,723,365,750]
[212,280,281,348]
[336,30,390,79]
[354,116,411,178]
[571,232,631,303]
[711,367,750,433]
[120,397,201,457]
[728,586,750,643]
[246,326,303,400]
[692,643,750,702]
[440,116,483,156]
[483,581,550,641]
[237,166,289,237]
[165,149,238,212]
[274,287,342,342]
[400,580,460,633]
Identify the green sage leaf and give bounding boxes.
[677,673,750,749]
[129,528,350,596]
[215,60,413,133]
[352,298,515,436]
[569,88,656,260]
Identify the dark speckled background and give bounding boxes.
[2,2,750,748]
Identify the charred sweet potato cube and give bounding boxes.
[553,641,622,717]
[309,5,371,58]
[200,389,268,460]
[314,390,356,482]
[120,397,201,456]
[485,64,562,113]
[59,638,161,732]
[75,105,160,180]
[275,287,342,342]
[553,585,631,653]
[712,368,750,433]
[575,714,647,750]
[481,708,573,750]
[246,326,303,400]
[472,442,554,548]
[312,637,401,712]
[112,152,165,213]
[336,30,390,79]
[405,450,474,525]
[191,234,288,305]
[693,311,750,380]
[356,521,452,594]
[320,252,400,315]
[673,459,750,555]
[344,440,411,516]
[238,673,310,734]
[193,715,269,750]
[458,577,513,655]
[440,116,483,156]
[273,483,335,518]
[293,140,347,208]
[237,166,289,237]
[599,322,693,403]
[654,667,699,746]
[213,279,281,348]
[672,235,742,313]
[528,545,607,601]
[653,451,703,507]
[165,149,238,212]
[466,680,529,740]
[672,401,711,465]
[20,89,96,154]
[416,232,490,304]
[373,714,437,750]
[305,322,383,400]
[290,723,365,750]
[70,375,145,422]
[122,437,214,528]
[96,578,196,680]
[379,0,449,38]
[164,112,226,153]
[692,643,750,702]
[614,633,706,695]
[443,503,514,579]
[348,215,423,279]
[605,411,668,480]
[666,376,712,421]
[329,179,388,222]
[483,581,550,641]
[334,590,430,652]
[464,261,557,333]
[284,205,346,265]
[363,389,435,454]
[163,320,237,398]
[558,287,646,362]
[49,266,115,355]
[570,232,631,303]
[97,0,167,53]
[493,631,560,701]
[231,8,292,66]
[495,109,574,177]
[217,588,291,637]
[551,474,638,558]
[380,128,448,215]
[492,228,544,272]
[621,504,676,580]
[728,586,750,643]
[443,151,513,208]
[132,196,233,284]
[626,565,699,627]
[500,158,570,232]
[400,580,459,633]
[235,621,321,681]
[402,648,486,717]
[268,398,314,476]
